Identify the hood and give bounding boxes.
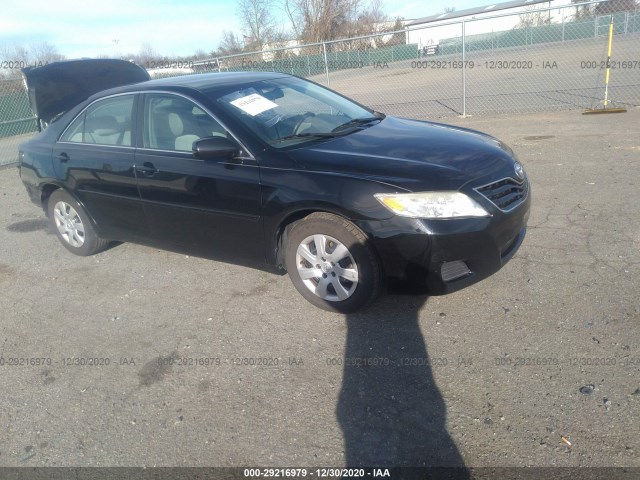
[287,116,517,191]
[22,59,150,125]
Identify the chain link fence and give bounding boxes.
[1,0,639,165]
[0,77,37,165]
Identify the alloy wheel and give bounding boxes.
[53,201,85,248]
[295,234,359,302]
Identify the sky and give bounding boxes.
[1,0,493,59]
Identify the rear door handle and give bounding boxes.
[57,152,69,163]
[135,162,158,176]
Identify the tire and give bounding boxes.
[47,189,109,256]
[284,212,382,313]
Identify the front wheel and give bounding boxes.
[285,213,382,313]
[47,189,109,256]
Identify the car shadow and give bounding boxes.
[337,294,468,475]
[108,238,285,275]
[6,218,52,234]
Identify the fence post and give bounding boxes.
[561,10,565,42]
[322,42,330,86]
[462,19,467,117]
[624,11,629,34]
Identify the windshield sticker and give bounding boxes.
[230,93,278,116]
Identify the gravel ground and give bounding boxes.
[0,107,638,469]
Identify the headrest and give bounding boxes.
[168,112,184,136]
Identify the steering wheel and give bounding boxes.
[292,112,316,135]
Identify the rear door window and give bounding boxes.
[60,95,135,146]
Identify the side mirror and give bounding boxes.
[193,136,239,160]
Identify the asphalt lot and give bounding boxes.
[318,35,640,118]
[0,108,639,469]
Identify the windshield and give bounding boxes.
[213,77,381,148]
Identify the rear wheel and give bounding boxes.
[285,213,382,313]
[47,190,109,256]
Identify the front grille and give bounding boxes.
[475,177,528,212]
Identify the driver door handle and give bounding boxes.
[135,162,158,176]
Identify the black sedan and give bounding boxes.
[19,59,530,312]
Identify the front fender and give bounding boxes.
[260,167,398,265]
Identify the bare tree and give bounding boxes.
[515,6,551,28]
[283,0,389,44]
[137,42,158,65]
[0,45,28,72]
[347,0,391,48]
[237,0,277,50]
[0,41,64,78]
[386,17,406,46]
[192,49,208,60]
[0,41,64,66]
[283,0,304,40]
[570,0,594,20]
[356,0,388,36]
[28,42,65,64]
[218,30,245,55]
[285,0,332,42]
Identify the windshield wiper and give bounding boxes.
[331,116,382,133]
[278,132,342,141]
[278,114,384,142]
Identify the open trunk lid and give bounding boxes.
[21,59,150,128]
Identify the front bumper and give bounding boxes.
[358,187,530,295]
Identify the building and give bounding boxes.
[405,0,569,51]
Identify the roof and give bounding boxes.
[407,0,554,26]
[97,71,289,98]
[137,71,287,90]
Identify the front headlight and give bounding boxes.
[374,191,490,219]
